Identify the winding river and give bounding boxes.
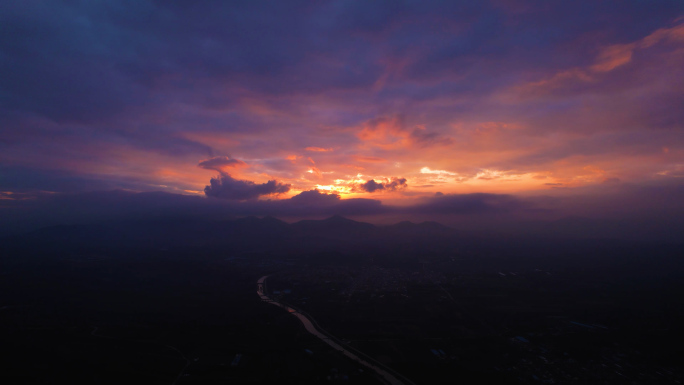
[257,275,414,385]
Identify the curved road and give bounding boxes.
[257,275,415,385]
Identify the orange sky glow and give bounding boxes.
[1,2,682,214]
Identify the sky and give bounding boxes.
[1,1,684,236]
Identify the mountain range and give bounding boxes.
[5,215,456,251]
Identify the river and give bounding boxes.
[257,275,414,385]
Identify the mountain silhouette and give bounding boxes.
[10,215,456,250]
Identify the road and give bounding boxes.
[257,275,415,385]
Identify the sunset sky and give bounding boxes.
[1,1,684,234]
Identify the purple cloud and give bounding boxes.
[358,178,407,193]
[198,156,246,171]
[204,173,290,201]
[0,0,683,226]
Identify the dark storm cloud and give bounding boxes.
[203,173,290,201]
[358,178,407,193]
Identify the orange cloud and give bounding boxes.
[592,23,684,73]
[353,155,388,163]
[516,22,684,95]
[516,68,594,96]
[640,23,684,48]
[583,165,606,176]
[305,147,333,152]
[357,116,403,144]
[591,43,636,72]
[341,164,365,170]
[357,116,452,149]
[307,167,322,177]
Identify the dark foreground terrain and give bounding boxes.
[1,216,683,384]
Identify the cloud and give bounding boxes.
[353,156,388,163]
[2,181,684,241]
[307,167,322,177]
[278,190,385,217]
[1,2,684,200]
[357,116,453,149]
[517,21,684,96]
[409,126,454,147]
[359,180,384,192]
[198,155,291,200]
[591,23,684,73]
[420,167,457,176]
[204,173,290,200]
[198,156,246,172]
[357,178,407,193]
[408,193,528,215]
[289,189,341,205]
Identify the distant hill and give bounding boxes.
[6,215,456,251]
[292,215,376,238]
[383,220,453,235]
